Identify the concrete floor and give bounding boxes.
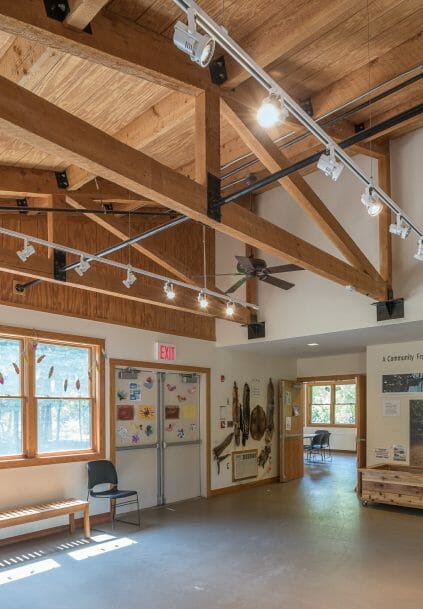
[0,454,422,609]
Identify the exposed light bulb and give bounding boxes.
[226,300,235,317]
[361,185,383,217]
[16,239,35,262]
[257,95,288,129]
[414,239,423,262]
[164,281,176,300]
[389,214,411,240]
[75,255,91,277]
[317,145,344,181]
[198,290,208,309]
[173,9,215,67]
[123,267,136,289]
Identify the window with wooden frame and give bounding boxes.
[306,380,356,427]
[0,326,105,468]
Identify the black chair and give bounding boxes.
[305,432,325,462]
[87,460,140,529]
[315,430,332,461]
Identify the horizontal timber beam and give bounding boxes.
[0,76,387,300]
[0,248,249,324]
[0,0,210,94]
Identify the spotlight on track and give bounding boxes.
[173,8,215,67]
[16,239,35,262]
[198,289,208,309]
[75,255,91,277]
[256,94,288,129]
[164,281,176,300]
[389,214,411,240]
[361,184,383,217]
[225,300,235,317]
[414,238,423,262]
[123,267,136,289]
[317,145,344,181]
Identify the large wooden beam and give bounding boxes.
[221,93,382,282]
[0,165,146,201]
[0,248,249,323]
[0,0,210,94]
[0,76,387,300]
[65,0,110,30]
[378,154,392,288]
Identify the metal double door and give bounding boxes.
[115,368,201,507]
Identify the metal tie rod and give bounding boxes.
[16,215,189,291]
[173,0,423,240]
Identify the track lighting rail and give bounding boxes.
[173,0,423,241]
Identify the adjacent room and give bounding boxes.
[0,1,422,608]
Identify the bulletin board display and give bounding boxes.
[163,371,200,443]
[115,368,157,448]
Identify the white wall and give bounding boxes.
[297,353,365,451]
[367,340,423,466]
[216,129,423,347]
[0,304,296,540]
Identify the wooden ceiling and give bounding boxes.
[0,0,420,336]
[0,0,420,192]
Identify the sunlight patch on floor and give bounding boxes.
[67,537,136,560]
[0,558,60,585]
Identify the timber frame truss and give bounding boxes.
[0,0,419,323]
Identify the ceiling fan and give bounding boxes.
[222,256,304,295]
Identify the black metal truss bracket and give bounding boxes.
[53,250,67,282]
[55,171,69,189]
[209,56,228,85]
[16,198,28,214]
[207,173,222,221]
[43,1,92,33]
[372,297,404,321]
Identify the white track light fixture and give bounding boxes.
[173,8,215,67]
[164,281,176,300]
[16,239,35,262]
[123,267,136,289]
[389,214,411,240]
[361,184,383,217]
[198,289,208,309]
[225,300,235,317]
[414,239,423,262]
[256,94,288,129]
[317,145,344,181]
[75,255,91,277]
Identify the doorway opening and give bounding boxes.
[110,360,210,510]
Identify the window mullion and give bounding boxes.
[331,382,335,426]
[26,338,37,458]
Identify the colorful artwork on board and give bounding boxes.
[177,394,186,403]
[145,424,153,437]
[177,428,185,439]
[143,376,154,390]
[187,386,197,395]
[166,383,176,392]
[182,404,196,419]
[117,405,134,421]
[190,423,197,432]
[165,406,180,419]
[129,382,141,400]
[117,425,128,441]
[166,423,174,432]
[139,405,155,419]
[117,390,128,401]
[131,433,141,444]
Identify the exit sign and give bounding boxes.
[155,342,176,362]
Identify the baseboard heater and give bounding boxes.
[232,449,258,481]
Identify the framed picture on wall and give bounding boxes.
[382,373,423,393]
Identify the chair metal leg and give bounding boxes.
[136,494,141,527]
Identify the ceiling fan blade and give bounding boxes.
[234,256,257,274]
[259,275,295,290]
[266,264,304,274]
[225,276,248,295]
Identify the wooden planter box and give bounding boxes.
[359,464,423,509]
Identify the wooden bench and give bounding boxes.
[0,499,91,539]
